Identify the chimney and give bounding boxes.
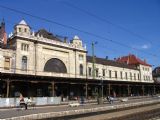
[127,55,130,64]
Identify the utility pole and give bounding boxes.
[101,77,103,100]
[92,42,95,79]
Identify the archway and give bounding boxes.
[44,58,67,73]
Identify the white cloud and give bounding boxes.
[141,44,150,49]
[132,44,151,50]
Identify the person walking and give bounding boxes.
[19,93,27,110]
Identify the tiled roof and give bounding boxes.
[153,67,160,76]
[116,54,151,67]
[87,56,137,70]
[35,29,62,42]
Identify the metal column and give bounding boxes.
[142,85,144,96]
[128,85,130,96]
[108,84,111,96]
[6,81,10,97]
[85,83,88,99]
[153,85,156,95]
[52,82,55,97]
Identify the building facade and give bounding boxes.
[0,20,159,99]
[153,67,160,83]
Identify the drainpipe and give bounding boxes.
[92,42,95,79]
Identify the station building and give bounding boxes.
[0,20,159,99]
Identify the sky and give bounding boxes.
[0,0,160,68]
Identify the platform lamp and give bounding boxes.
[99,75,104,100]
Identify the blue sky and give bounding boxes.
[0,0,160,68]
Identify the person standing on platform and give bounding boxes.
[19,93,27,110]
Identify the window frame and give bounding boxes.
[22,56,27,71]
[79,64,83,76]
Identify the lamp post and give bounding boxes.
[100,76,104,100]
[101,78,103,100]
[99,75,104,101]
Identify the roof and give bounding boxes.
[35,29,62,42]
[19,20,28,25]
[14,19,31,28]
[87,56,137,70]
[153,67,160,77]
[116,54,151,67]
[73,35,80,40]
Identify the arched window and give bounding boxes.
[44,58,67,73]
[19,28,21,32]
[80,64,83,76]
[24,28,27,32]
[22,56,27,70]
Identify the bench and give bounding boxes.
[27,101,36,109]
[69,102,80,107]
[16,102,27,110]
[121,98,128,102]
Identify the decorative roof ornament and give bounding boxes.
[8,32,13,37]
[84,44,86,49]
[32,31,35,36]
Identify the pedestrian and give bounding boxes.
[19,93,27,110]
[107,96,114,104]
[80,96,84,105]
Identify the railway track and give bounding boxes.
[45,103,160,120]
[111,108,160,120]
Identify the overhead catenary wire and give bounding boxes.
[62,1,154,45]
[1,26,156,67]
[1,18,92,51]
[3,18,146,58]
[0,4,158,58]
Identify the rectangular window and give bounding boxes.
[79,64,83,76]
[4,57,10,70]
[130,72,132,80]
[19,28,21,32]
[102,69,105,77]
[125,72,128,79]
[21,43,29,51]
[138,73,140,80]
[109,70,112,78]
[120,71,123,79]
[134,73,136,80]
[79,55,83,61]
[21,44,23,50]
[144,75,145,80]
[96,68,99,77]
[115,71,117,78]
[24,28,27,32]
[88,67,92,76]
